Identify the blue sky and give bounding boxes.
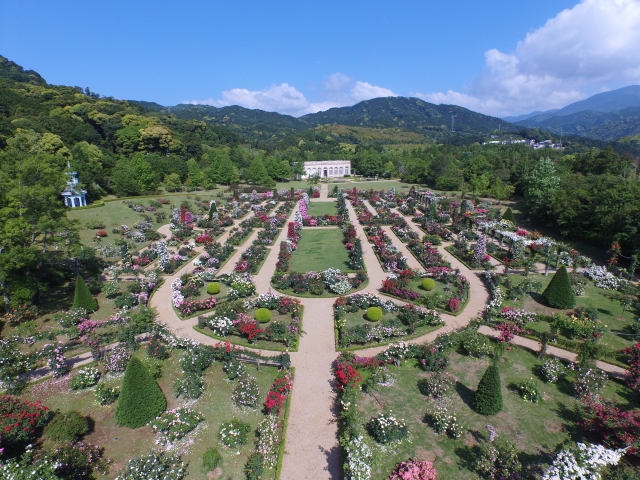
[2,0,640,117]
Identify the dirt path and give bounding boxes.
[254,208,298,294]
[279,298,341,480]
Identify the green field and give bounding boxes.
[307,201,337,216]
[68,191,225,251]
[288,228,353,272]
[354,346,635,479]
[502,273,635,352]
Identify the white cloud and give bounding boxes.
[416,0,640,117]
[186,73,397,116]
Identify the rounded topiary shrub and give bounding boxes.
[207,282,220,295]
[421,278,436,291]
[366,306,383,322]
[116,356,166,428]
[43,411,89,444]
[473,362,503,415]
[255,308,272,323]
[72,275,98,312]
[541,266,575,309]
[202,447,222,471]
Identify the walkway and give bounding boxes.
[479,325,627,379]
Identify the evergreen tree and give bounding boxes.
[502,207,516,224]
[473,361,503,415]
[72,275,98,312]
[116,356,166,428]
[541,265,575,309]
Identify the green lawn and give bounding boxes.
[288,228,353,272]
[22,349,284,479]
[502,273,636,352]
[354,346,636,479]
[68,191,224,252]
[307,201,337,216]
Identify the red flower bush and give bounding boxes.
[1,395,52,448]
[264,370,292,415]
[495,322,526,343]
[448,297,459,312]
[195,234,213,244]
[335,363,362,390]
[579,393,640,455]
[622,343,640,392]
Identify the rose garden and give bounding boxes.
[1,181,639,479]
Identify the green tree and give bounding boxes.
[541,266,575,309]
[215,155,240,185]
[473,361,503,415]
[522,157,560,224]
[72,275,98,312]
[163,173,182,192]
[0,132,77,309]
[130,154,158,193]
[489,177,508,201]
[116,357,166,428]
[247,157,272,185]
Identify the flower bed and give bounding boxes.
[271,268,368,297]
[334,294,443,348]
[363,225,408,271]
[407,238,451,269]
[198,293,303,350]
[446,234,493,270]
[381,268,470,315]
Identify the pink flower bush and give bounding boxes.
[388,459,437,480]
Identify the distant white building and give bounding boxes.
[303,160,351,178]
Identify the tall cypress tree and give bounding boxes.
[541,265,575,309]
[473,361,503,415]
[116,357,166,428]
[72,275,98,312]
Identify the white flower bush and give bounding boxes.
[344,435,372,480]
[584,265,627,290]
[171,279,184,308]
[256,415,280,469]
[542,443,627,480]
[208,316,233,336]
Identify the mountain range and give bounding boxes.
[130,97,510,144]
[505,85,640,142]
[2,54,638,154]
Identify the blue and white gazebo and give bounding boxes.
[62,162,87,208]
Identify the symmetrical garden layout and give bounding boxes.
[2,182,638,479]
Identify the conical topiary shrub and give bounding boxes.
[473,361,503,415]
[72,275,98,312]
[116,356,166,428]
[541,265,575,309]
[502,207,516,224]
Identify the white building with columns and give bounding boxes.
[302,160,351,178]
